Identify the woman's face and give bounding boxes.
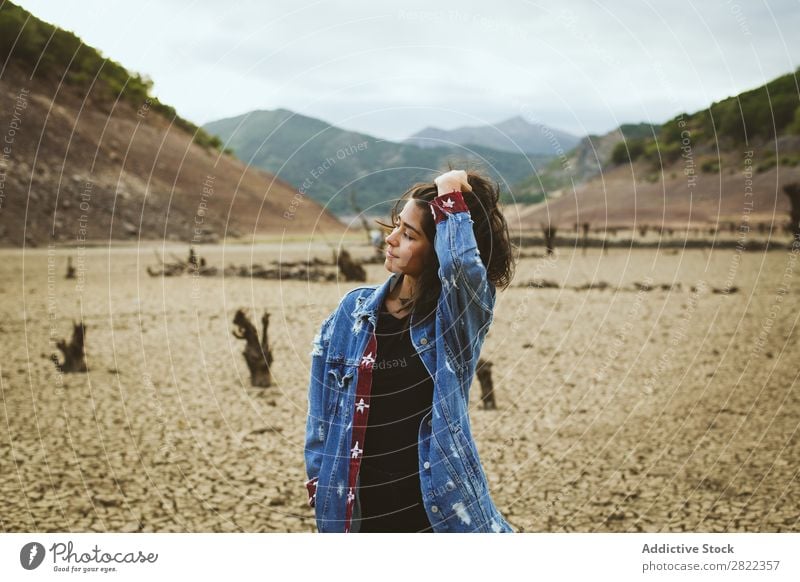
[384,201,433,278]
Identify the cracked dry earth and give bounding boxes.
[1,242,798,532]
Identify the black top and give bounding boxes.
[357,304,434,532]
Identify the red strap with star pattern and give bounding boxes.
[343,332,378,533]
[430,191,469,224]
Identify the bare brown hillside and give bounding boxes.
[0,64,345,247]
[510,141,799,232]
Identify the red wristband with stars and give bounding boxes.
[430,191,469,224]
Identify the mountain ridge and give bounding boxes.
[203,109,552,215]
[404,114,581,156]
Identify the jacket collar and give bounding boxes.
[351,272,403,325]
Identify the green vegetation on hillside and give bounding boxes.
[0,1,223,151]
[508,157,568,204]
[618,123,657,141]
[610,68,800,169]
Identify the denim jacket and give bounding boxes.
[304,191,516,533]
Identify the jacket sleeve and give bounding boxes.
[431,190,496,382]
[304,310,335,508]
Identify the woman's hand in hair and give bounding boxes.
[434,170,473,195]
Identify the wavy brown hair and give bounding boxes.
[375,170,517,321]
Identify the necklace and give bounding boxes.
[392,274,413,305]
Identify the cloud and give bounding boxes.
[16,0,800,141]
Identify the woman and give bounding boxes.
[304,169,516,533]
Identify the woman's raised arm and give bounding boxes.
[431,171,496,381]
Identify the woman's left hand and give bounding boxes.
[434,170,472,195]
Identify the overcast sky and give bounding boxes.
[16,0,800,141]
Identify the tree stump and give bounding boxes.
[349,188,375,248]
[53,322,88,373]
[336,248,366,282]
[476,357,496,410]
[232,309,273,387]
[541,223,557,256]
[65,256,76,279]
[147,249,188,277]
[783,182,800,243]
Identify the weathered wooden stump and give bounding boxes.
[541,223,557,257]
[65,256,76,279]
[476,357,496,410]
[146,263,185,277]
[53,321,88,373]
[147,249,188,277]
[232,309,274,387]
[336,248,366,282]
[349,188,376,249]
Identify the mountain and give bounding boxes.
[405,115,581,157]
[513,123,656,201]
[509,69,800,231]
[0,1,345,248]
[203,110,553,216]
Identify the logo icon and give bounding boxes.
[20,542,45,570]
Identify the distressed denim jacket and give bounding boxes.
[304,191,516,533]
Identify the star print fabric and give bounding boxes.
[343,332,378,532]
[430,190,469,224]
